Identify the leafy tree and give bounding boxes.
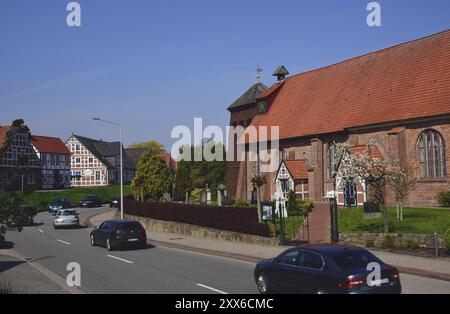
[128,140,165,153]
[131,153,173,201]
[0,119,32,190]
[175,159,194,203]
[175,143,226,203]
[1,119,35,245]
[0,193,26,232]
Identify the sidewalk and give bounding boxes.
[0,253,68,294]
[87,210,450,281]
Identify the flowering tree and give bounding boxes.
[338,142,402,234]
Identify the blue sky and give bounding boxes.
[0,0,449,149]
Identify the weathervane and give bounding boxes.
[256,65,263,83]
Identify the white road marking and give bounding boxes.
[57,239,71,245]
[107,255,134,264]
[38,229,44,234]
[196,283,228,295]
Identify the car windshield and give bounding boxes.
[61,210,77,216]
[330,249,382,270]
[52,200,64,205]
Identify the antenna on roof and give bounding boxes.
[256,65,263,83]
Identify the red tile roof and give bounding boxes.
[250,30,450,141]
[157,152,177,172]
[349,145,383,160]
[31,135,71,155]
[284,160,309,180]
[0,125,12,150]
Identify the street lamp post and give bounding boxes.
[93,117,124,220]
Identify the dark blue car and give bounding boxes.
[254,245,401,294]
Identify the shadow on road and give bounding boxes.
[0,260,25,274]
[114,244,156,252]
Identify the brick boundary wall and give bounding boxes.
[125,214,280,246]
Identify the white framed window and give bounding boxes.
[27,174,36,184]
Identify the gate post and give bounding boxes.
[330,198,339,244]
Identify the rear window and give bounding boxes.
[330,250,381,270]
[119,222,144,231]
[61,210,77,216]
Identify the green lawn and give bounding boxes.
[338,206,450,235]
[266,216,304,239]
[19,185,131,210]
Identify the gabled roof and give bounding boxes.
[0,125,12,150]
[227,83,268,111]
[72,135,116,168]
[283,160,309,180]
[31,135,71,155]
[125,148,152,165]
[250,29,450,141]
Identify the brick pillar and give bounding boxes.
[310,138,324,201]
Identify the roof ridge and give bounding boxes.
[285,28,450,81]
[32,135,62,140]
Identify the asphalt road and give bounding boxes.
[4,206,258,294]
[3,206,450,294]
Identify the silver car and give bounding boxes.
[53,210,80,229]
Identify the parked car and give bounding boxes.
[110,196,120,208]
[80,195,103,208]
[90,220,147,251]
[254,245,401,294]
[53,209,80,229]
[48,198,72,215]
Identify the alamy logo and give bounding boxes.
[367,2,382,27]
[66,2,81,27]
[66,262,81,287]
[366,262,389,287]
[171,118,280,173]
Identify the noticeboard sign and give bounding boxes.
[261,202,275,222]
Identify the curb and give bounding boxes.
[391,265,450,282]
[0,249,86,294]
[86,211,450,283]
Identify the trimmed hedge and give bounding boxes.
[124,199,270,237]
[438,191,450,207]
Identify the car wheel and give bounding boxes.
[315,287,328,294]
[256,273,271,294]
[106,238,113,251]
[90,235,96,246]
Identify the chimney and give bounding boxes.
[273,65,289,82]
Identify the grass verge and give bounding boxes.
[19,185,131,210]
[338,206,450,235]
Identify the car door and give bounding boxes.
[267,249,301,293]
[96,222,109,245]
[295,250,326,293]
[96,197,102,207]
